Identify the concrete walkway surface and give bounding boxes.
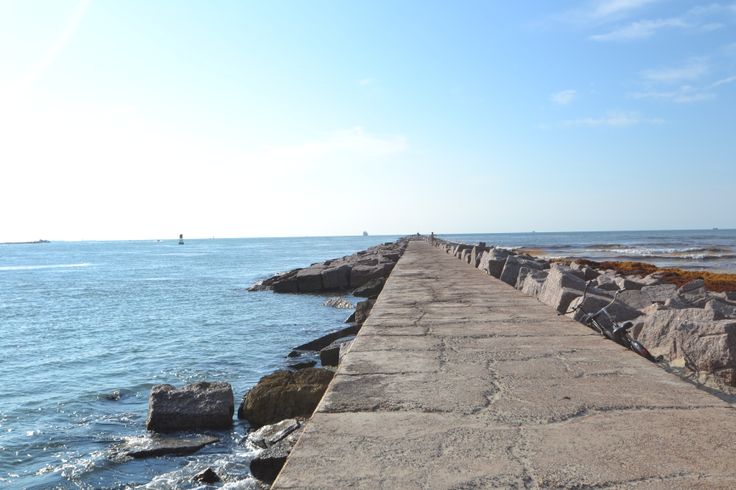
[273,241,736,489]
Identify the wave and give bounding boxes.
[0,263,94,271]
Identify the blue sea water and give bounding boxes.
[1,230,734,488]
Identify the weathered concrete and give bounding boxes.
[273,241,736,489]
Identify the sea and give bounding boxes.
[1,230,734,489]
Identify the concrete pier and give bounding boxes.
[273,241,736,488]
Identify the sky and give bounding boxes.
[1,0,735,241]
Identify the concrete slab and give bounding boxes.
[273,241,736,489]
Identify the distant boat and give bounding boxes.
[362,231,368,237]
[713,227,719,231]
[178,234,184,245]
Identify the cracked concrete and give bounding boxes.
[273,241,736,489]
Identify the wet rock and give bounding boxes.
[352,277,385,298]
[323,296,353,309]
[250,427,303,484]
[124,435,219,459]
[290,325,360,354]
[238,368,334,428]
[286,359,317,370]
[320,336,355,367]
[193,467,221,484]
[146,382,234,433]
[249,418,301,449]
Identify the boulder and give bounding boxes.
[614,276,645,290]
[537,266,587,313]
[470,246,489,268]
[354,299,375,324]
[237,368,334,428]
[596,274,620,291]
[570,261,600,281]
[123,435,219,459]
[320,264,351,290]
[460,249,472,264]
[500,255,548,287]
[193,468,221,484]
[249,418,301,449]
[350,262,394,288]
[706,299,736,320]
[296,267,324,292]
[250,426,303,484]
[478,249,510,278]
[640,284,678,303]
[286,359,317,370]
[352,277,385,298]
[146,382,233,433]
[290,325,360,354]
[678,279,709,306]
[323,296,353,309]
[519,270,548,297]
[567,292,643,324]
[616,289,655,311]
[634,307,736,385]
[320,336,355,367]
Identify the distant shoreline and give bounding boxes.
[0,239,50,245]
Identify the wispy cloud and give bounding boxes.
[711,75,736,88]
[589,2,734,42]
[641,58,709,84]
[550,89,577,105]
[590,17,686,41]
[560,111,664,127]
[358,78,374,87]
[630,86,715,103]
[591,0,659,20]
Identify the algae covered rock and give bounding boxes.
[238,368,334,428]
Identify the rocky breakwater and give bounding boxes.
[238,236,414,485]
[430,236,736,388]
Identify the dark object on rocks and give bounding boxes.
[250,426,303,484]
[124,435,219,459]
[352,277,385,298]
[345,311,356,323]
[354,299,375,324]
[249,418,301,449]
[238,368,334,428]
[320,336,355,367]
[193,467,221,484]
[146,381,234,433]
[290,325,360,354]
[286,359,317,370]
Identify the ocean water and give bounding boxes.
[1,230,734,488]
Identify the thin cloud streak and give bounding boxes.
[550,89,577,105]
[641,59,709,84]
[559,111,664,127]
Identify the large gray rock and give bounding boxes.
[519,270,549,297]
[678,279,709,306]
[146,382,234,433]
[616,289,655,311]
[296,267,324,292]
[354,299,375,324]
[614,276,645,290]
[460,249,472,264]
[321,264,351,290]
[352,277,385,298]
[249,418,301,449]
[567,292,643,324]
[570,261,600,281]
[478,249,511,278]
[237,368,334,428]
[500,255,547,287]
[633,307,736,385]
[470,245,489,268]
[640,284,678,303]
[706,299,736,320]
[538,265,587,313]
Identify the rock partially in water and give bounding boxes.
[123,435,219,459]
[250,425,304,484]
[238,368,334,428]
[249,418,301,449]
[320,336,355,367]
[323,296,354,309]
[146,381,234,433]
[352,277,385,298]
[193,467,221,484]
[289,325,360,354]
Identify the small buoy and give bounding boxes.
[178,234,184,245]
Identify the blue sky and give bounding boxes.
[1,0,734,240]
